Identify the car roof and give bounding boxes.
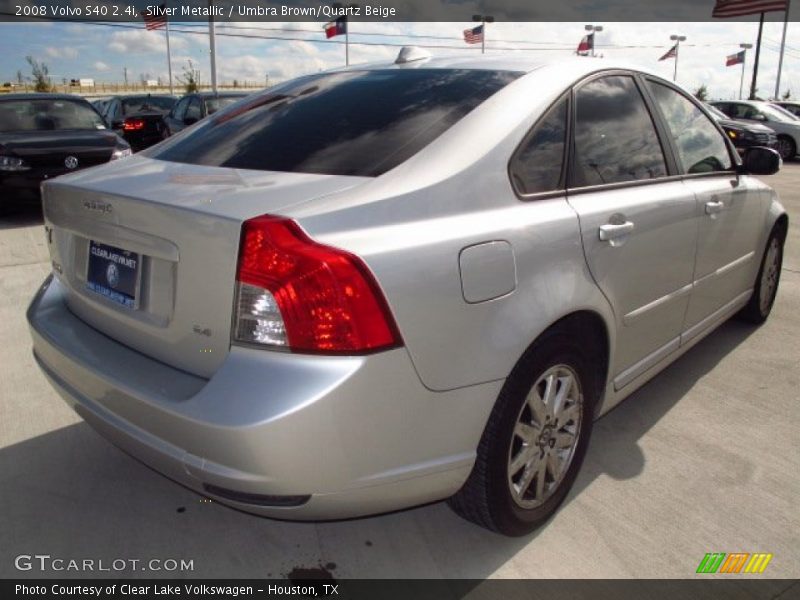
[321,54,688,96]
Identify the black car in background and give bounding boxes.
[704,103,779,153]
[101,94,176,151]
[162,91,250,137]
[0,94,131,205]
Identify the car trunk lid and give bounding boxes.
[42,156,368,378]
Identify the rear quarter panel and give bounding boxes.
[288,64,618,393]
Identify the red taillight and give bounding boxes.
[234,215,402,354]
[123,118,145,131]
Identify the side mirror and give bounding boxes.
[753,113,768,122]
[739,146,781,175]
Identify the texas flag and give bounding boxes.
[576,32,594,55]
[726,50,746,66]
[324,16,347,39]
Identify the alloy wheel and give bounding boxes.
[759,237,781,314]
[507,364,583,509]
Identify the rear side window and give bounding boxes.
[570,75,667,187]
[509,95,568,195]
[150,69,522,177]
[647,81,732,174]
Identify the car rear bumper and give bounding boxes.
[27,274,501,519]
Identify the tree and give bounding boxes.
[694,84,708,101]
[26,56,52,92]
[782,89,792,100]
[178,60,198,93]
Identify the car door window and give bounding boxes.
[731,103,758,120]
[570,75,667,187]
[172,98,188,121]
[185,98,201,122]
[712,103,732,117]
[105,101,119,125]
[509,94,568,195]
[647,81,732,174]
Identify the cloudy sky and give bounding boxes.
[3,19,800,99]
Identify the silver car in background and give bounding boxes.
[28,55,787,536]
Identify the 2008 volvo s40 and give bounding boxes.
[28,55,787,536]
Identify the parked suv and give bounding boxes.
[28,57,787,536]
[711,99,800,160]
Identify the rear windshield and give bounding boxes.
[149,69,522,177]
[0,99,105,132]
[122,96,175,115]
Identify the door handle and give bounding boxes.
[599,221,635,241]
[705,200,725,215]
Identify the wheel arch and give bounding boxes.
[517,309,611,420]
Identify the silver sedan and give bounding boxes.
[27,53,787,536]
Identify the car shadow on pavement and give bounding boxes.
[0,319,757,579]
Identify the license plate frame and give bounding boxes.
[86,240,142,309]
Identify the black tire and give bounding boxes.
[738,225,785,324]
[448,325,599,536]
[777,136,796,161]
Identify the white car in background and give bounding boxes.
[711,99,800,160]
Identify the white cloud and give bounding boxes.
[108,30,187,55]
[45,46,78,60]
[93,61,110,72]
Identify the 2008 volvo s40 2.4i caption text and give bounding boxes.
[28,54,787,536]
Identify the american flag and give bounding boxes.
[658,44,678,61]
[142,4,167,30]
[726,50,746,66]
[463,25,484,45]
[712,0,788,18]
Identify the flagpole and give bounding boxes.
[669,34,686,82]
[345,19,349,66]
[741,51,747,100]
[208,0,217,94]
[165,16,173,94]
[750,12,765,99]
[481,18,485,54]
[775,0,791,99]
[674,42,679,81]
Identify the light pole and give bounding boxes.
[208,0,217,94]
[585,24,603,57]
[333,3,359,66]
[670,34,686,82]
[739,43,753,100]
[473,14,495,54]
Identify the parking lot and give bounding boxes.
[0,166,798,580]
